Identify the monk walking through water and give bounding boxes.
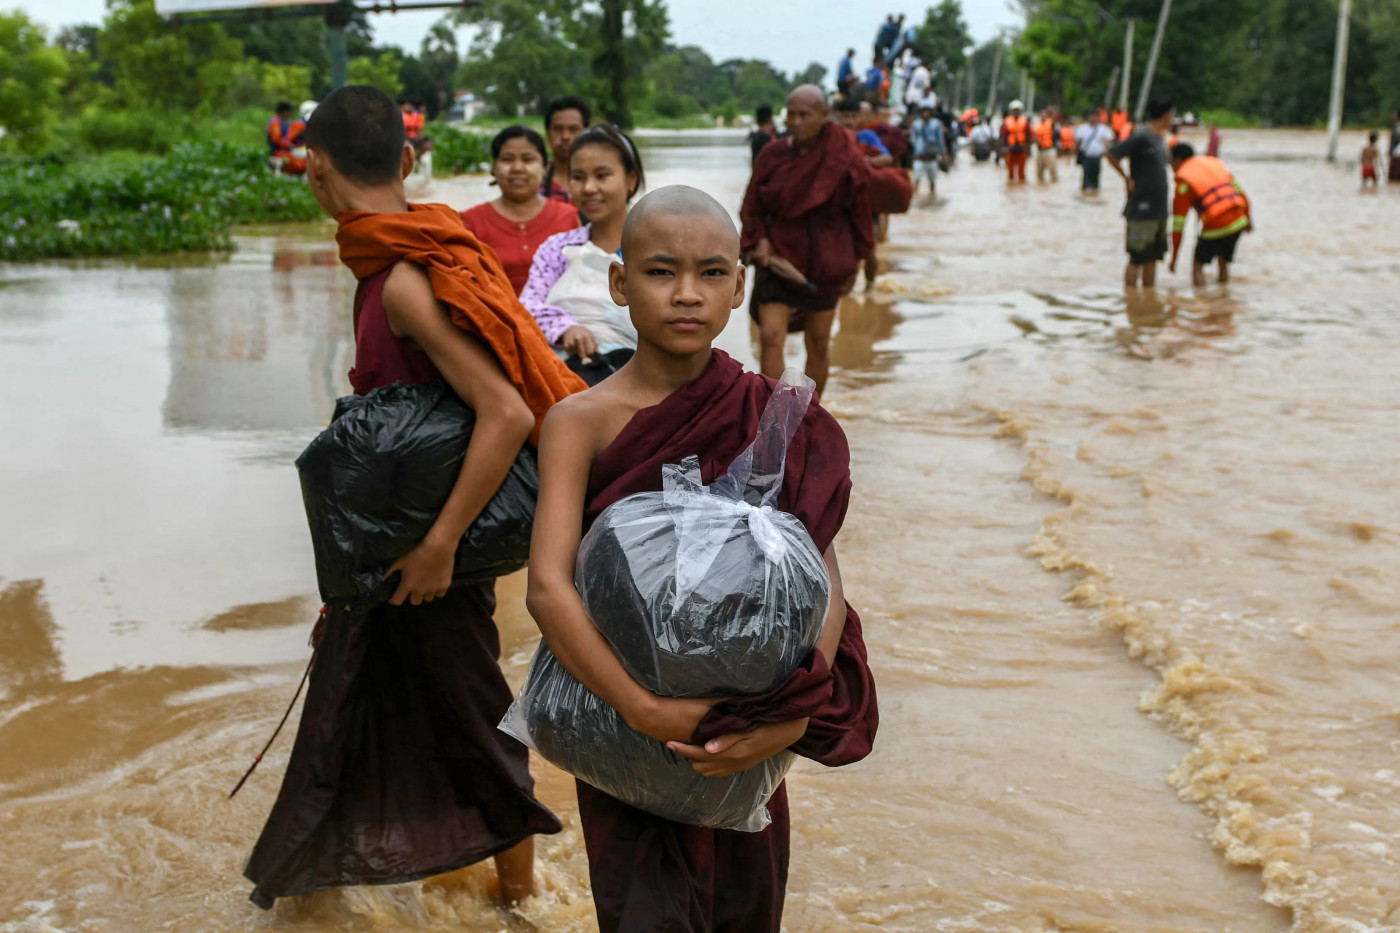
[740,85,874,397]
[242,85,581,909]
[527,185,877,932]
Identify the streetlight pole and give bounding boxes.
[1134,0,1172,122]
[1325,0,1353,161]
[987,39,1005,115]
[1119,19,1134,113]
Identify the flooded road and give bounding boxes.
[2,128,1397,932]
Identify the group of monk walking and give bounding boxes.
[233,38,1287,928]
[242,82,877,933]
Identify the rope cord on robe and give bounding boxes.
[227,605,326,800]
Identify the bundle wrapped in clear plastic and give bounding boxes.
[502,371,830,832]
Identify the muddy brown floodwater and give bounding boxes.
[2,128,1397,933]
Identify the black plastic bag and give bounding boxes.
[296,381,537,606]
[501,372,829,831]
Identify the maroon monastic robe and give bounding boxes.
[577,350,879,932]
[740,122,876,302]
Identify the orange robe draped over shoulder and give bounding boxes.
[335,203,585,443]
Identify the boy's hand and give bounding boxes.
[750,237,774,267]
[387,536,455,606]
[561,325,599,362]
[1124,177,1136,195]
[628,695,721,744]
[666,718,809,778]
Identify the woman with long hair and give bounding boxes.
[520,124,645,385]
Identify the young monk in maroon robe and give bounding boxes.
[741,85,875,398]
[527,185,878,933]
[243,85,584,910]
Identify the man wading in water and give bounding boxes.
[740,85,874,397]
[1107,94,1175,289]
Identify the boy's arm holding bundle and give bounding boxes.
[380,262,536,606]
[668,544,848,778]
[527,401,717,745]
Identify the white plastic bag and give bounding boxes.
[501,370,830,831]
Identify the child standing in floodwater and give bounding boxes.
[242,84,582,909]
[525,185,878,933]
[1361,132,1382,189]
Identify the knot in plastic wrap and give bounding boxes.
[501,370,831,832]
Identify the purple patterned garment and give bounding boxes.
[520,224,593,345]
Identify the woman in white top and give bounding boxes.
[520,124,645,386]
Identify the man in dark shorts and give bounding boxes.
[740,84,874,396]
[1168,141,1252,286]
[1106,94,1174,288]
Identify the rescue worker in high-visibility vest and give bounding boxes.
[1000,100,1030,183]
[1034,108,1059,183]
[266,102,303,174]
[1168,142,1252,286]
[1110,108,1129,138]
[400,99,433,166]
[1059,118,1076,160]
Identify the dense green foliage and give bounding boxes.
[427,121,492,176]
[1013,0,1398,125]
[0,141,321,261]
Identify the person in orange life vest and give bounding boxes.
[1110,108,1128,137]
[266,102,304,174]
[1034,108,1059,183]
[1000,101,1030,183]
[1168,142,1251,286]
[1059,117,1076,160]
[400,99,433,162]
[1117,119,1135,141]
[542,96,590,203]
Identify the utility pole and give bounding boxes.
[1325,0,1353,161]
[966,57,976,112]
[325,1,353,90]
[1027,78,1036,115]
[987,39,1005,115]
[1104,65,1120,112]
[1134,0,1172,122]
[1019,69,1028,105]
[1119,19,1134,113]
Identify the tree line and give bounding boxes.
[1010,0,1398,125]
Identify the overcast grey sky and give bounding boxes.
[15,0,1023,79]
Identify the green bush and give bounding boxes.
[428,121,492,176]
[0,139,322,261]
[1195,109,1261,130]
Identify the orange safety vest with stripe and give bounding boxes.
[1171,156,1250,257]
[266,116,291,156]
[1060,125,1075,151]
[1035,119,1056,149]
[1003,114,1029,149]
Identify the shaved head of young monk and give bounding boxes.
[785,84,828,147]
[303,84,417,216]
[608,185,746,357]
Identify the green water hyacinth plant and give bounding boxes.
[0,141,323,261]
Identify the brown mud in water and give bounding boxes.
[1,128,1394,932]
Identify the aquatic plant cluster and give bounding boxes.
[0,141,322,262]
